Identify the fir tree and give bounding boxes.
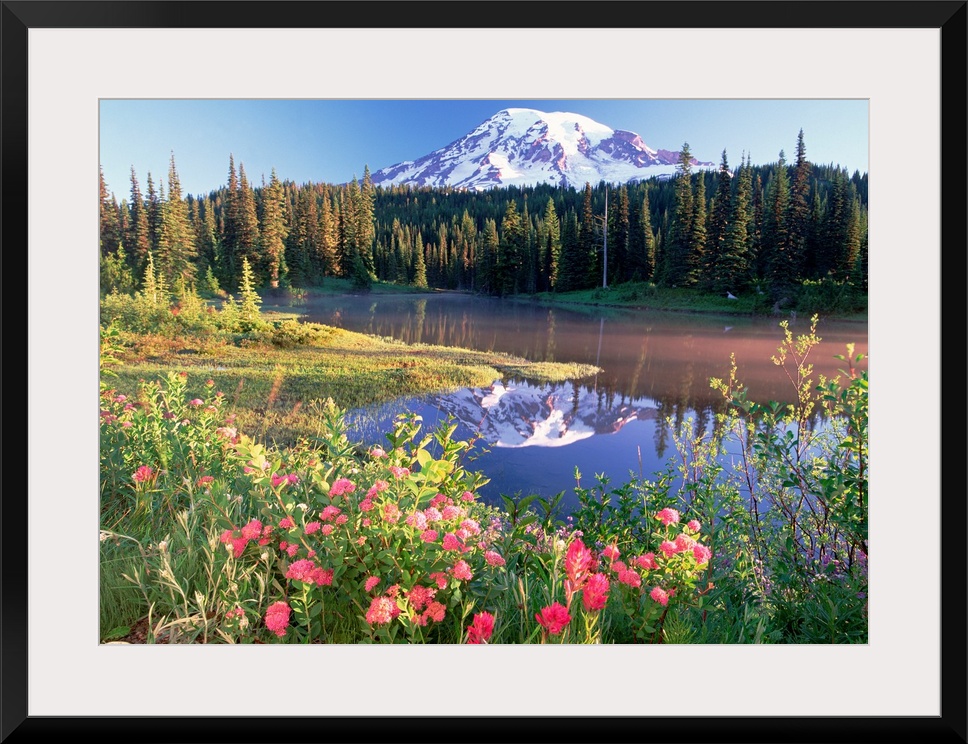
[665,143,694,286]
[259,168,289,287]
[157,152,197,286]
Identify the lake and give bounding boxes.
[272,291,868,513]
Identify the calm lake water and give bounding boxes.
[273,292,869,513]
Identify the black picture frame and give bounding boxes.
[4,2,965,742]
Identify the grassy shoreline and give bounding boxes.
[109,317,599,447]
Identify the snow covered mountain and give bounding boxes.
[369,108,714,191]
[429,380,657,449]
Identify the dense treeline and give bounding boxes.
[100,131,867,303]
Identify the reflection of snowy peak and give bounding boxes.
[430,381,656,448]
[370,108,714,191]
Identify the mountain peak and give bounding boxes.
[369,108,713,191]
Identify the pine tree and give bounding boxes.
[608,185,630,284]
[412,239,428,289]
[715,155,753,293]
[541,197,561,291]
[497,199,525,296]
[578,183,599,289]
[259,168,289,287]
[126,166,151,279]
[686,171,707,286]
[557,209,583,292]
[157,152,197,287]
[665,143,694,286]
[783,129,811,283]
[238,256,262,328]
[99,166,121,257]
[764,152,791,293]
[706,150,732,287]
[237,163,261,283]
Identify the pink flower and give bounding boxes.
[406,511,428,531]
[466,611,495,644]
[660,540,679,558]
[650,586,670,607]
[460,519,481,536]
[430,494,449,508]
[366,480,390,498]
[693,544,712,565]
[441,505,461,521]
[335,514,348,525]
[618,569,642,588]
[461,491,475,502]
[389,466,410,479]
[304,521,322,535]
[656,508,680,526]
[359,498,374,513]
[197,475,215,487]
[442,533,462,551]
[484,550,506,567]
[383,504,402,524]
[365,596,398,625]
[601,544,621,562]
[423,601,446,623]
[321,524,334,536]
[113,394,127,403]
[320,505,341,522]
[582,573,610,612]
[271,473,291,488]
[215,426,238,441]
[278,516,295,530]
[423,507,443,523]
[407,585,436,611]
[240,519,263,540]
[264,601,291,637]
[231,537,248,558]
[286,543,299,557]
[634,553,658,571]
[121,421,133,428]
[132,465,154,484]
[189,398,204,407]
[286,559,332,586]
[420,530,438,543]
[535,603,571,635]
[429,572,449,589]
[369,447,386,458]
[451,560,473,581]
[687,519,701,532]
[565,539,597,588]
[365,576,381,592]
[329,478,356,497]
[675,533,697,552]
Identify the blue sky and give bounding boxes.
[99,99,869,200]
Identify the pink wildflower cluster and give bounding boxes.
[132,465,155,484]
[271,472,300,488]
[535,602,571,635]
[451,560,473,581]
[582,573,611,612]
[285,559,334,586]
[365,596,401,626]
[388,466,410,479]
[329,478,356,497]
[264,601,291,637]
[220,519,272,557]
[466,611,495,644]
[656,508,680,526]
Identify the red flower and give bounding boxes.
[535,602,571,635]
[582,573,610,612]
[132,465,155,484]
[264,601,291,637]
[564,538,597,588]
[466,611,496,644]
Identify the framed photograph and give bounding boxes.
[7,1,964,741]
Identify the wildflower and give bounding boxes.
[121,421,133,428]
[582,573,610,612]
[460,519,481,536]
[388,466,410,479]
[321,524,335,536]
[693,544,712,565]
[656,508,680,526]
[278,516,295,530]
[271,473,290,489]
[320,505,341,522]
[197,475,215,487]
[441,505,461,521]
[565,539,597,588]
[329,478,356,497]
[660,540,679,558]
[359,498,374,513]
[466,611,495,644]
[366,480,390,498]
[601,544,621,562]
[113,394,127,403]
[264,601,291,637]
[364,576,381,593]
[611,560,628,574]
[650,586,670,607]
[420,530,439,543]
[206,379,214,387]
[617,569,642,588]
[461,491,475,502]
[675,533,697,552]
[484,550,506,567]
[442,533,462,551]
[361,519,371,528]
[451,560,473,581]
[132,465,154,484]
[430,494,449,508]
[231,537,248,558]
[634,553,658,571]
[216,426,238,442]
[408,585,436,612]
[335,514,348,525]
[370,447,386,458]
[286,543,299,557]
[423,601,446,623]
[406,511,428,531]
[240,519,263,540]
[687,519,701,532]
[362,594,392,627]
[304,521,322,535]
[423,507,443,523]
[535,603,571,635]
[188,398,204,407]
[383,504,402,524]
[429,572,449,590]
